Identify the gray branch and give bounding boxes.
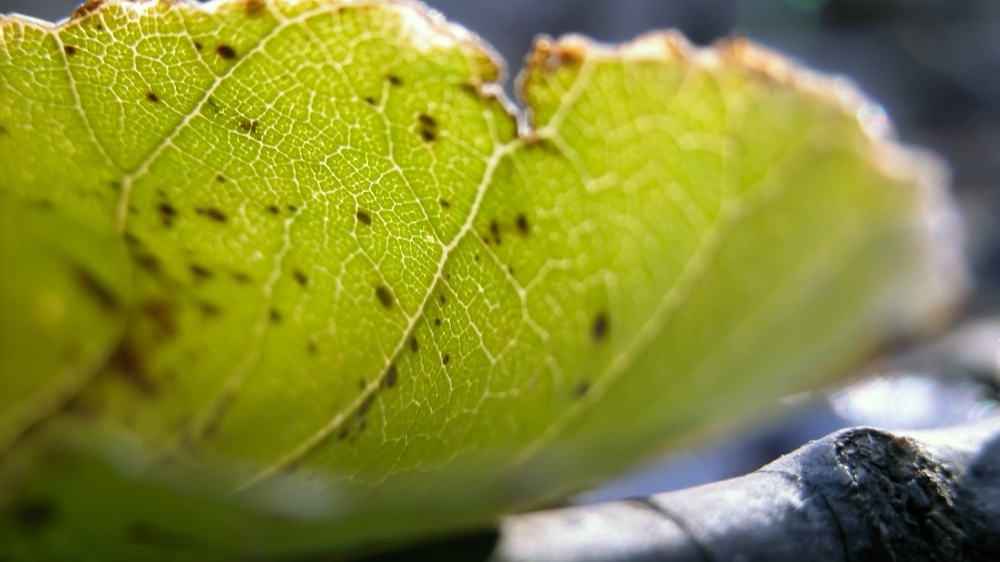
[359,419,1000,562]
[492,420,1000,562]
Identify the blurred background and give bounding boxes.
[2,0,999,503]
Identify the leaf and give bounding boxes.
[0,0,963,559]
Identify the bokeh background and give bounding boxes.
[3,0,999,503]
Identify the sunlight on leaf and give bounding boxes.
[0,0,964,559]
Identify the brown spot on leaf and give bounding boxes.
[573,381,591,399]
[73,264,119,312]
[439,294,446,305]
[215,174,226,183]
[490,220,501,245]
[198,301,221,317]
[387,74,403,86]
[592,312,609,341]
[286,204,298,212]
[231,271,251,284]
[383,365,398,388]
[418,114,438,143]
[364,96,375,105]
[140,299,176,337]
[270,308,282,323]
[410,336,419,353]
[194,41,203,51]
[516,214,530,235]
[243,0,266,16]
[356,209,372,226]
[71,0,104,20]
[134,254,161,274]
[439,198,450,209]
[238,118,259,135]
[195,207,227,223]
[108,340,158,396]
[266,205,280,215]
[375,285,393,309]
[358,395,375,417]
[307,337,318,355]
[63,45,76,56]
[13,499,55,533]
[442,353,450,365]
[190,264,213,280]
[358,378,366,390]
[157,202,177,227]
[216,45,237,60]
[434,317,441,327]
[292,269,308,287]
[146,92,159,103]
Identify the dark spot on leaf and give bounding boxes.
[109,180,121,191]
[442,353,450,365]
[439,198,450,209]
[307,337,318,355]
[286,204,298,212]
[293,269,308,287]
[134,253,160,274]
[434,317,441,327]
[364,96,375,105]
[72,0,104,20]
[244,0,266,16]
[190,264,213,279]
[216,45,237,60]
[358,419,367,432]
[206,97,221,113]
[198,301,221,317]
[95,23,103,31]
[270,308,282,323]
[73,264,119,311]
[573,381,591,399]
[356,209,371,226]
[387,74,403,86]
[516,214,530,235]
[108,340,158,396]
[266,205,280,215]
[194,41,203,51]
[508,265,515,275]
[238,118,259,134]
[337,427,350,441]
[439,294,446,305]
[140,299,176,337]
[63,45,76,56]
[410,336,419,352]
[592,312,609,341]
[490,220,501,245]
[232,271,250,283]
[418,114,438,143]
[375,285,393,309]
[0,124,8,136]
[215,174,226,183]
[383,365,397,388]
[195,207,227,223]
[157,202,177,227]
[359,395,374,417]
[358,378,366,390]
[146,91,159,103]
[13,499,55,533]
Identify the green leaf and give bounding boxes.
[0,0,963,559]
